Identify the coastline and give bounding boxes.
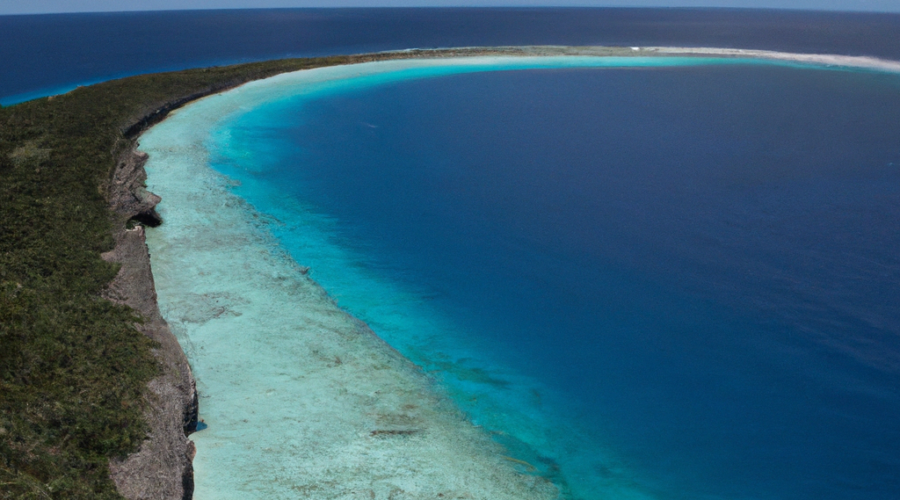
[641,46,900,72]
[380,45,900,73]
[101,149,198,499]
[87,46,900,498]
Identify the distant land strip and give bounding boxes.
[374,45,900,73]
[642,46,900,72]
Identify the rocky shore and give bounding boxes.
[102,148,198,500]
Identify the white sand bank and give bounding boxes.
[642,46,900,73]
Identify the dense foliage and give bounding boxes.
[0,55,354,499]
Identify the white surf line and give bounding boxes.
[641,46,900,73]
[375,45,900,73]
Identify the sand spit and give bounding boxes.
[641,46,900,73]
[375,45,900,73]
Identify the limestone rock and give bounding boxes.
[103,147,198,500]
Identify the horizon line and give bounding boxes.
[4,5,900,17]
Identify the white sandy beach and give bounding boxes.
[642,46,900,73]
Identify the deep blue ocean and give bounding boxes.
[4,8,900,104]
[5,9,900,500]
[209,63,900,500]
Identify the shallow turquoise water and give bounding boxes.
[146,56,900,499]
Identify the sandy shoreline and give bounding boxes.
[132,48,900,500]
[372,45,900,73]
[641,46,900,72]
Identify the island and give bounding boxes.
[2,46,898,500]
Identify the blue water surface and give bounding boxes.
[206,62,900,500]
[5,8,900,104]
[7,8,900,500]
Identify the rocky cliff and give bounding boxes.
[102,148,198,500]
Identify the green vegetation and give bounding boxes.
[0,54,362,499]
[0,46,539,498]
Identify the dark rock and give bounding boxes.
[109,150,164,227]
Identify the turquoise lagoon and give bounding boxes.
[142,56,900,499]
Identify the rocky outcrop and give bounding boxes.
[109,150,163,227]
[103,148,198,500]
